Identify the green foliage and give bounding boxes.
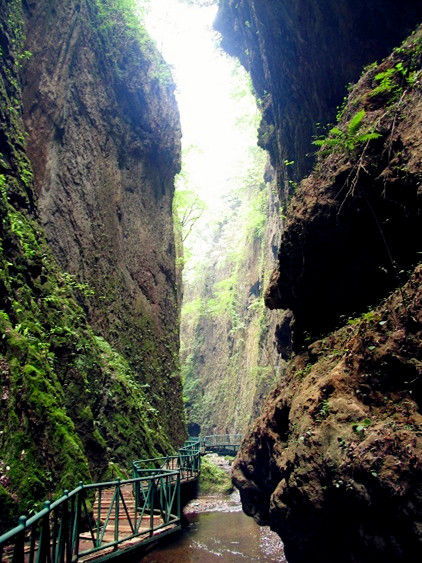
[61,272,95,298]
[313,110,381,156]
[316,399,331,421]
[199,456,233,495]
[352,418,372,436]
[207,275,237,318]
[95,0,146,34]
[347,310,379,326]
[245,188,266,240]
[249,365,272,382]
[14,49,32,69]
[369,61,417,102]
[296,363,313,379]
[94,0,173,86]
[173,188,206,243]
[181,298,204,321]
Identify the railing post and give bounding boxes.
[12,515,26,563]
[96,486,102,548]
[149,478,155,537]
[114,480,120,547]
[39,501,52,562]
[177,472,181,521]
[72,484,84,559]
[64,490,72,562]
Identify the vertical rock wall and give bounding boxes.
[22,0,185,444]
[216,2,421,562]
[216,0,422,201]
[0,0,185,526]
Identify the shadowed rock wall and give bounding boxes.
[217,2,421,561]
[216,0,421,200]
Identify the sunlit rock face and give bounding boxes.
[22,0,185,444]
[217,2,422,561]
[182,175,284,435]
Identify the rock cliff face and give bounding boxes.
[22,0,184,445]
[0,0,184,527]
[217,2,421,561]
[182,159,283,434]
[216,0,421,200]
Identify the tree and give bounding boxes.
[173,189,206,242]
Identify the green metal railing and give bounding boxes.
[0,435,242,561]
[203,434,242,447]
[202,434,242,454]
[0,438,201,562]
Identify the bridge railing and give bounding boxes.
[0,470,181,563]
[133,451,201,479]
[0,438,200,562]
[203,434,243,447]
[0,437,248,561]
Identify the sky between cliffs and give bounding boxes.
[142,0,263,265]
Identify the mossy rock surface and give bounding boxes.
[199,455,234,496]
[0,0,184,529]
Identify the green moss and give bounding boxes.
[0,485,17,530]
[0,0,182,528]
[93,0,173,86]
[199,456,234,495]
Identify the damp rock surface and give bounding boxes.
[232,27,422,563]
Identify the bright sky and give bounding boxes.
[140,0,263,282]
[143,0,260,208]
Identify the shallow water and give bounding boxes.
[142,496,286,562]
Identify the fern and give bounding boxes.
[313,110,381,155]
[347,110,365,135]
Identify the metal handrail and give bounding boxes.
[0,435,240,561]
[203,434,242,446]
[0,439,200,562]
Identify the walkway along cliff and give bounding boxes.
[0,0,185,528]
[216,2,422,562]
[1,0,421,561]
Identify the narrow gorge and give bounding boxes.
[0,1,421,562]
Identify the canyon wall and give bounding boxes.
[216,0,421,201]
[182,154,284,434]
[0,0,184,528]
[217,1,421,562]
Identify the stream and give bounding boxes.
[142,457,286,562]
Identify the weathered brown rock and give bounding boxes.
[264,32,421,345]
[234,266,421,562]
[22,0,185,443]
[221,16,422,563]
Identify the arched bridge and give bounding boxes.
[0,434,242,561]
